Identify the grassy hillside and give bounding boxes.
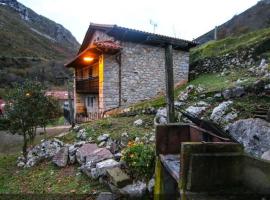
[0,5,78,91]
[196,0,270,44]
[191,28,270,64]
[0,6,75,59]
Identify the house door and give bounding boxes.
[85,95,97,113]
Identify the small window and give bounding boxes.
[87,96,95,108]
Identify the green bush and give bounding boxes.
[122,143,155,180]
[0,118,9,130]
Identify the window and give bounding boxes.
[87,96,95,108]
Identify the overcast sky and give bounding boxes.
[19,0,260,43]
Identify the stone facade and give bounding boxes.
[100,42,189,110]
[74,30,190,114]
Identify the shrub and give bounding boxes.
[122,142,155,180]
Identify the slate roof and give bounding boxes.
[79,23,198,53]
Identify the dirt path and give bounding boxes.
[0,125,71,155]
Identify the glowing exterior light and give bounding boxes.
[83,57,94,62]
[26,93,30,97]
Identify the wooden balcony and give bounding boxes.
[76,77,99,94]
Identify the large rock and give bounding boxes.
[52,146,68,167]
[97,134,110,142]
[85,148,113,168]
[228,118,270,157]
[76,143,98,164]
[222,87,245,99]
[68,145,78,164]
[134,119,143,126]
[154,108,167,125]
[210,101,233,124]
[20,139,64,168]
[106,167,131,188]
[120,181,147,198]
[261,150,270,161]
[96,159,120,177]
[77,129,87,141]
[186,106,207,116]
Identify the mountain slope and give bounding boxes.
[0,0,80,91]
[196,0,270,44]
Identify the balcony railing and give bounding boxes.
[76,77,99,94]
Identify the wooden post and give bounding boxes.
[67,79,75,127]
[165,44,175,123]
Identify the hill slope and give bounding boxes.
[196,0,270,44]
[0,0,80,91]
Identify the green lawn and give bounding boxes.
[0,154,106,194]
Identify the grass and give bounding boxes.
[47,117,65,127]
[190,28,270,64]
[233,95,270,119]
[131,68,258,110]
[0,154,106,194]
[62,115,155,144]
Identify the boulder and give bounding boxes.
[262,150,270,161]
[222,89,233,100]
[228,118,270,157]
[20,139,64,168]
[52,147,69,167]
[76,143,98,164]
[174,101,185,109]
[77,129,87,141]
[106,167,131,187]
[85,148,113,168]
[97,134,110,142]
[210,101,233,124]
[120,181,147,198]
[96,159,120,177]
[186,106,207,116]
[68,145,78,164]
[154,108,167,125]
[134,119,143,126]
[106,138,118,154]
[231,86,245,97]
[196,101,209,107]
[148,177,155,193]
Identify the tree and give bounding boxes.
[38,96,61,138]
[4,80,61,160]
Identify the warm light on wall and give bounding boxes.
[83,56,94,62]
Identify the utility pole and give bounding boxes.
[165,44,175,123]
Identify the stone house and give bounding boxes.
[66,23,197,120]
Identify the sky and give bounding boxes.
[19,0,260,43]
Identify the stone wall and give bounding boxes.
[119,42,189,106]
[190,50,255,79]
[102,55,120,110]
[96,41,190,111]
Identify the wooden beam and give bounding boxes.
[165,44,175,123]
